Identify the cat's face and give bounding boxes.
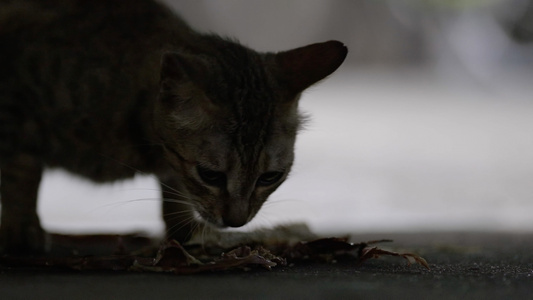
[155,82,299,228]
[154,40,347,228]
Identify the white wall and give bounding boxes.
[37,0,533,235]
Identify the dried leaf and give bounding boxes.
[131,243,284,274]
[359,247,430,270]
[0,232,429,273]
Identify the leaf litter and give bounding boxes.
[0,225,429,273]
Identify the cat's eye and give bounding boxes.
[196,166,226,187]
[257,172,284,187]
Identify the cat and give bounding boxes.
[0,0,347,254]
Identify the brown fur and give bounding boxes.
[0,0,347,253]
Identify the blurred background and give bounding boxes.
[39,0,533,236]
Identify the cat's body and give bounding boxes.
[0,0,347,254]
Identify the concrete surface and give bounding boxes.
[1,232,532,299]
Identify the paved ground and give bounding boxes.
[1,232,532,299]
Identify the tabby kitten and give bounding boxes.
[0,0,347,254]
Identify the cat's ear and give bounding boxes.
[275,41,347,95]
[160,52,208,85]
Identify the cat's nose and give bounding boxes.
[222,203,249,227]
[223,185,254,227]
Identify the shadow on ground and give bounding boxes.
[1,232,532,299]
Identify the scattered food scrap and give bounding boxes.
[0,232,429,273]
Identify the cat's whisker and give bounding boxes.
[91,195,193,218]
[263,198,306,207]
[164,215,193,233]
[97,154,185,196]
[162,204,196,218]
[117,188,162,193]
[165,214,198,240]
[114,186,191,203]
[199,224,206,246]
[162,206,197,224]
[199,223,212,252]
[162,210,195,218]
[251,212,277,230]
[89,198,164,213]
[158,181,183,195]
[161,197,194,206]
[193,221,203,241]
[90,186,191,212]
[161,190,192,199]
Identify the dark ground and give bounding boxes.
[1,232,532,300]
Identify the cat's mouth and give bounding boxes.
[194,207,253,228]
[193,209,225,228]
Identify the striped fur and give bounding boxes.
[0,0,347,253]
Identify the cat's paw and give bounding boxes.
[0,222,49,256]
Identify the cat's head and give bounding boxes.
[154,40,347,228]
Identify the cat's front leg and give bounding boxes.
[159,177,199,244]
[0,154,47,255]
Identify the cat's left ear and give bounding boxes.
[275,41,347,95]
